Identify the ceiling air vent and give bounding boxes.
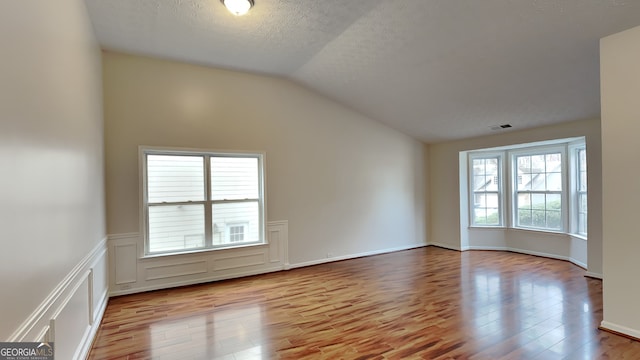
[489,124,513,131]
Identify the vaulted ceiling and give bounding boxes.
[84,0,640,142]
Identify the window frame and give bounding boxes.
[510,145,567,232]
[140,146,267,257]
[468,152,505,227]
[466,138,586,237]
[569,143,588,236]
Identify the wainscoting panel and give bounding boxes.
[113,243,137,285]
[145,260,208,281]
[7,238,109,360]
[108,221,289,296]
[50,274,90,360]
[213,252,266,271]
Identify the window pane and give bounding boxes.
[518,156,530,172]
[546,210,562,230]
[485,159,498,176]
[578,193,587,234]
[531,193,545,210]
[518,193,531,210]
[474,208,487,224]
[518,174,531,191]
[474,175,487,191]
[211,157,259,201]
[532,210,546,228]
[148,205,205,253]
[546,172,562,191]
[147,155,204,203]
[546,153,562,171]
[547,193,561,210]
[579,193,588,213]
[531,155,546,174]
[212,201,260,245]
[518,209,532,226]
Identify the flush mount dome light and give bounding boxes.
[221,0,254,15]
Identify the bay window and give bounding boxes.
[467,138,586,236]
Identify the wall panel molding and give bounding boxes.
[108,221,289,296]
[145,260,208,281]
[7,238,108,360]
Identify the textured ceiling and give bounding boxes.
[84,0,640,142]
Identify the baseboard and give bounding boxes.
[464,245,587,269]
[290,243,428,269]
[600,321,640,340]
[427,242,462,251]
[585,271,603,279]
[7,237,108,360]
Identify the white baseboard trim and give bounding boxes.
[464,245,587,269]
[600,321,640,340]
[585,271,603,279]
[109,265,285,297]
[428,242,462,251]
[289,243,428,269]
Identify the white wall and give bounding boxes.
[0,0,108,358]
[103,52,428,293]
[600,24,640,338]
[429,118,602,275]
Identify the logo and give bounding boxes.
[0,342,54,360]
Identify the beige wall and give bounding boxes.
[600,25,640,338]
[0,0,105,342]
[103,52,428,266]
[429,118,602,275]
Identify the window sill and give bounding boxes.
[468,226,507,230]
[142,241,267,260]
[569,233,588,241]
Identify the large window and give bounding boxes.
[514,150,563,231]
[142,148,265,255]
[470,155,502,226]
[467,139,586,236]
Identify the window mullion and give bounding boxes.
[204,155,212,247]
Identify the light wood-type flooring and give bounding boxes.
[88,247,640,359]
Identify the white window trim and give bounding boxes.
[568,142,587,236]
[139,146,267,257]
[466,138,586,238]
[509,144,568,233]
[468,152,505,227]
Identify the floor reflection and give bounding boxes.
[150,304,265,359]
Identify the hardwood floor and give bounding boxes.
[87,247,640,359]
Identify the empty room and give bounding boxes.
[2,0,640,359]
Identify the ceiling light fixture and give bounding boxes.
[221,0,254,16]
